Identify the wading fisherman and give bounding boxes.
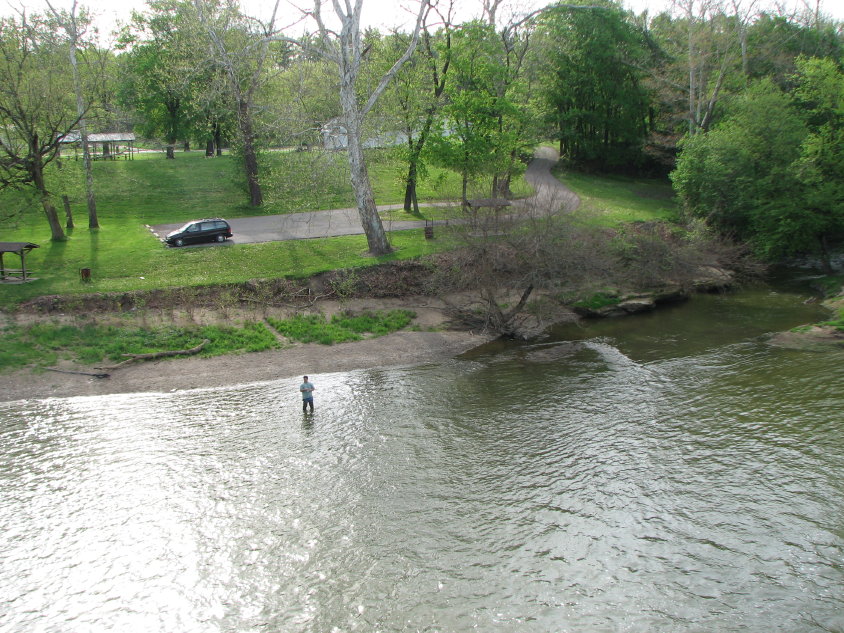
[300,375,315,413]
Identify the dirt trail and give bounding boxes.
[519,145,580,213]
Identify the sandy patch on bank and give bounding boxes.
[2,330,493,403]
[1,293,500,403]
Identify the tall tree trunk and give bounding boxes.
[313,0,428,256]
[206,138,215,156]
[62,194,74,229]
[339,90,391,254]
[62,7,98,229]
[32,156,64,241]
[41,197,64,241]
[238,99,262,207]
[81,133,98,228]
[403,112,436,214]
[403,160,419,215]
[214,123,222,156]
[165,97,179,160]
[688,16,696,135]
[818,234,833,274]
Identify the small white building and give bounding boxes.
[321,118,408,151]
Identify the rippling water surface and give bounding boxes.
[1,287,842,632]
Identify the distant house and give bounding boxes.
[59,131,137,160]
[321,118,407,151]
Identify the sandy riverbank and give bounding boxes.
[1,292,506,403]
[2,329,493,403]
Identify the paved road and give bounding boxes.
[149,147,578,246]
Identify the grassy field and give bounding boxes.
[555,168,679,224]
[0,148,676,308]
[0,149,470,307]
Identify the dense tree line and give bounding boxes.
[0,0,840,263]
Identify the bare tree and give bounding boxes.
[671,0,757,134]
[46,0,99,229]
[304,0,430,255]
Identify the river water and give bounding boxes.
[1,281,842,633]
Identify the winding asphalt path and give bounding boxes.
[149,146,578,246]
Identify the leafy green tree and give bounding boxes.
[193,0,290,207]
[426,20,531,205]
[745,12,843,87]
[671,80,806,236]
[118,0,204,159]
[672,66,844,271]
[537,0,652,171]
[46,0,100,229]
[486,13,540,198]
[0,14,82,241]
[784,57,844,272]
[377,20,452,215]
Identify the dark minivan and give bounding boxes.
[165,218,233,247]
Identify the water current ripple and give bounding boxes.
[1,290,843,632]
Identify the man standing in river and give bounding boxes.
[300,376,315,413]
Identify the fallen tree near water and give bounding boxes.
[97,339,209,370]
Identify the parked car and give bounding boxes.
[165,218,232,247]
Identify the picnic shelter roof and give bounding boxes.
[60,132,137,144]
[0,242,39,255]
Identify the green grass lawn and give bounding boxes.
[555,168,679,225]
[0,320,281,369]
[1,149,475,307]
[0,148,675,309]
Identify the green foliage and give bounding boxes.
[267,313,362,344]
[746,13,843,87]
[820,308,844,331]
[671,79,808,242]
[572,292,621,310]
[537,0,652,170]
[672,62,844,269]
[425,21,533,199]
[266,309,415,345]
[0,320,279,370]
[0,12,82,240]
[117,0,206,150]
[332,309,415,335]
